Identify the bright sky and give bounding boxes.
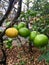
[22,0,34,11]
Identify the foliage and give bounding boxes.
[38,50,49,63]
[31,0,49,16]
[4,38,13,49]
[20,60,26,65]
[0,0,49,64]
[32,0,47,11]
[19,10,38,20]
[32,17,49,37]
[41,2,49,15]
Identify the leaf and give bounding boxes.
[20,60,26,65]
[38,53,46,62]
[38,50,49,63]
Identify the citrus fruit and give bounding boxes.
[18,22,26,29]
[34,34,48,47]
[19,27,30,37]
[5,28,18,38]
[29,31,40,41]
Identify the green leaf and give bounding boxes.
[6,22,10,27]
[38,50,49,63]
[5,38,13,49]
[20,60,26,65]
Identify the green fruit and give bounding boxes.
[30,31,40,41]
[34,34,48,48]
[18,22,26,29]
[19,27,30,37]
[13,25,18,30]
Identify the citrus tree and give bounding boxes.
[18,0,49,63]
[0,0,49,65]
[0,0,22,65]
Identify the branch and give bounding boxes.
[0,0,14,26]
[0,0,22,38]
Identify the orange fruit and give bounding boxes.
[5,28,18,38]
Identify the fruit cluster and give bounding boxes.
[5,22,48,48]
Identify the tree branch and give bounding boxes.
[0,0,22,38]
[0,0,14,26]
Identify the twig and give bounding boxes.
[0,0,22,38]
[0,0,15,26]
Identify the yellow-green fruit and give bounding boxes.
[30,31,40,41]
[34,34,48,48]
[18,22,26,29]
[19,27,30,37]
[5,28,18,38]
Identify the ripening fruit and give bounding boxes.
[18,22,26,29]
[34,34,48,48]
[19,27,30,38]
[29,31,40,41]
[5,28,18,38]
